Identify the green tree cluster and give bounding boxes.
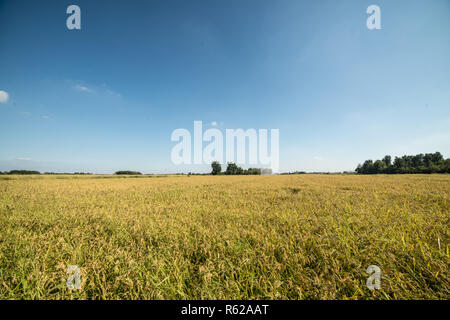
[356,152,450,174]
[114,171,142,175]
[210,162,262,175]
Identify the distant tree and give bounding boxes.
[361,160,374,174]
[393,157,405,172]
[211,161,222,175]
[431,152,444,164]
[115,171,142,175]
[424,153,433,167]
[412,154,424,168]
[382,155,392,167]
[444,159,450,173]
[374,160,386,173]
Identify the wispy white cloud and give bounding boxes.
[74,84,94,93]
[72,82,122,98]
[16,157,32,161]
[105,88,121,98]
[42,115,50,119]
[211,121,217,126]
[0,90,9,103]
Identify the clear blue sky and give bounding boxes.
[1,0,449,173]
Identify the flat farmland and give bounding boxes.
[0,174,448,299]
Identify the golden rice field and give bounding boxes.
[0,174,448,299]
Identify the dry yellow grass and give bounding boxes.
[0,174,448,299]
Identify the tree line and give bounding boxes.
[356,152,450,174]
[0,170,96,175]
[0,170,41,175]
[0,170,140,175]
[211,161,267,175]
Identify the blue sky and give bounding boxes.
[0,0,449,173]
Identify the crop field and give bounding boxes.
[0,174,448,299]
